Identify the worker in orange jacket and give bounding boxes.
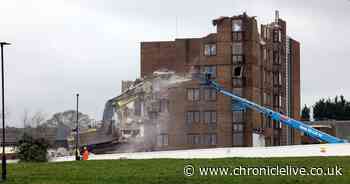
[82,146,89,160]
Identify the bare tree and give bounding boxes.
[21,109,48,138]
[22,109,30,128]
[21,110,47,128]
[45,110,92,130]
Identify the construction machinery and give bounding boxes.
[199,73,346,144]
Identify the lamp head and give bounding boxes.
[0,42,11,46]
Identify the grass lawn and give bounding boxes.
[5,157,350,184]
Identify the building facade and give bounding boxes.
[139,12,301,149]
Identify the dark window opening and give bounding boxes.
[233,66,243,77]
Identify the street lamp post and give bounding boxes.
[0,42,11,181]
[75,93,80,161]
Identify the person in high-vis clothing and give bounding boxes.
[82,146,89,160]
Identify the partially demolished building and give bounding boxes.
[140,11,301,148]
[103,11,301,151]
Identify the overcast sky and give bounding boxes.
[1,0,350,127]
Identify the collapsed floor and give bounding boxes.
[102,70,191,152]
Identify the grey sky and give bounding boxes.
[1,0,349,127]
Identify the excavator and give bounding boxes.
[198,72,347,144]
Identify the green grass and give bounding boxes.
[4,157,350,184]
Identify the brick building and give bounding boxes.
[139,11,300,149]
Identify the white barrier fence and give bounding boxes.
[52,143,350,162]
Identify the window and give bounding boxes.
[278,72,282,85]
[232,111,244,122]
[279,95,282,108]
[273,30,278,42]
[233,78,243,87]
[263,48,267,61]
[266,28,270,40]
[201,66,217,78]
[273,95,278,107]
[233,123,244,132]
[187,88,200,101]
[273,51,280,64]
[204,134,217,145]
[232,19,243,32]
[204,44,216,56]
[265,118,272,128]
[266,49,271,66]
[232,32,243,41]
[232,55,244,64]
[268,94,272,105]
[203,111,217,124]
[263,26,269,40]
[273,30,282,43]
[273,72,282,86]
[157,134,168,146]
[273,95,282,108]
[263,93,272,105]
[233,66,243,77]
[232,88,243,96]
[232,43,243,55]
[273,72,279,85]
[262,71,266,83]
[233,132,243,146]
[279,30,282,42]
[186,111,200,124]
[204,88,217,101]
[273,120,281,129]
[188,134,201,145]
[268,72,273,84]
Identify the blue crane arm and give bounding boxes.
[201,75,346,144]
